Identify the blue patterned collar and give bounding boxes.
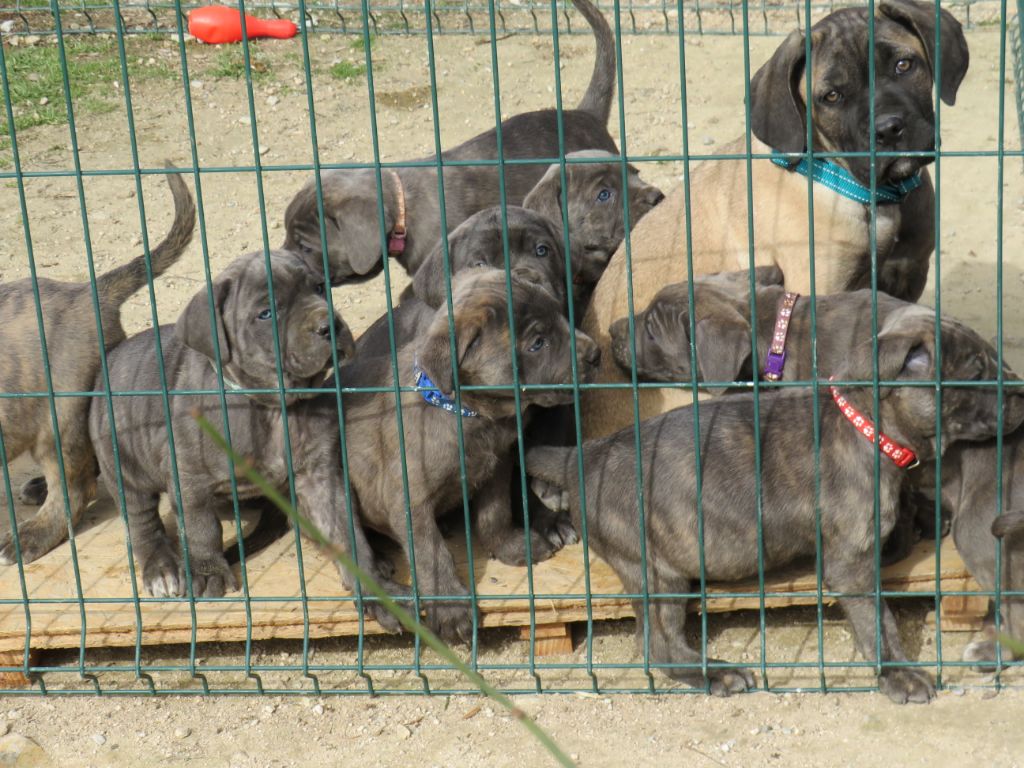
[414,367,478,418]
[771,152,922,206]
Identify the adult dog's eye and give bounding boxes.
[535,244,550,258]
[527,336,547,353]
[257,309,273,321]
[895,58,913,75]
[596,188,612,202]
[822,90,842,104]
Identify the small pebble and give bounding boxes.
[702,136,715,146]
[266,95,280,107]
[259,145,270,156]
[39,97,49,106]
[311,704,324,716]
[396,724,412,740]
[92,733,107,746]
[174,726,191,739]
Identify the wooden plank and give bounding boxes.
[0,650,33,689]
[518,624,573,656]
[0,500,981,653]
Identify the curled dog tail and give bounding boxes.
[572,0,615,125]
[95,162,196,306]
[992,511,1024,538]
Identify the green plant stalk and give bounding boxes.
[193,413,574,767]
[997,632,1024,657]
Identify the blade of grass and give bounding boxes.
[997,632,1024,657]
[193,412,574,767]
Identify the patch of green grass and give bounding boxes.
[328,60,366,81]
[348,34,379,52]
[207,44,272,81]
[0,38,173,139]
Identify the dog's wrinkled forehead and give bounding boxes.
[449,269,560,329]
[808,13,925,82]
[225,251,318,315]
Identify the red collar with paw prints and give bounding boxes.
[829,379,919,469]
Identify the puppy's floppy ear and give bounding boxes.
[320,171,393,276]
[753,265,786,287]
[416,303,487,395]
[845,319,934,397]
[412,239,453,308]
[749,28,807,153]
[694,309,752,386]
[177,278,232,364]
[880,0,969,106]
[522,163,564,221]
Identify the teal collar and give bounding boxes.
[771,152,922,206]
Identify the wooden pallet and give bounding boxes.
[0,500,986,665]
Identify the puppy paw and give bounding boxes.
[539,511,578,549]
[143,548,187,597]
[879,668,936,704]
[187,554,239,598]
[665,661,756,697]
[425,602,474,645]
[18,476,48,506]
[0,517,68,564]
[962,640,1011,672]
[492,530,558,567]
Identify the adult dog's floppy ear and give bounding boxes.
[522,163,564,221]
[177,278,232,364]
[416,303,487,395]
[749,28,807,153]
[694,308,753,386]
[879,0,969,106]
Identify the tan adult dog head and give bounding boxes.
[749,0,969,186]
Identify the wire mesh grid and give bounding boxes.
[1,0,1024,697]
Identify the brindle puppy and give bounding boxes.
[528,313,1024,702]
[283,0,618,285]
[87,251,358,599]
[354,207,567,359]
[336,269,600,641]
[912,430,1024,670]
[0,168,195,564]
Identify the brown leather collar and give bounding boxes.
[387,171,407,257]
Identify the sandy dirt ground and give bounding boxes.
[1,18,1024,768]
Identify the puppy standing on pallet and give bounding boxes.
[583,0,970,437]
[0,168,195,564]
[88,251,359,598]
[528,313,1024,702]
[282,0,629,284]
[336,269,601,640]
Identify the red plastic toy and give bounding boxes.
[188,5,298,44]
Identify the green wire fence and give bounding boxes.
[1,0,1023,697]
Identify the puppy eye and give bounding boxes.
[535,244,549,258]
[472,260,488,268]
[257,309,273,321]
[315,282,326,296]
[895,58,913,75]
[822,90,842,104]
[596,188,612,202]
[527,336,547,353]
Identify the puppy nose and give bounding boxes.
[576,332,601,367]
[875,115,905,145]
[648,188,666,206]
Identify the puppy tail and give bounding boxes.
[572,0,615,125]
[992,511,1024,538]
[95,162,196,306]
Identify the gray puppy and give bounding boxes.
[609,266,909,386]
[282,0,618,285]
[354,206,567,359]
[522,149,665,288]
[88,250,358,599]
[528,312,1024,702]
[914,429,1024,669]
[336,268,600,641]
[0,168,195,564]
